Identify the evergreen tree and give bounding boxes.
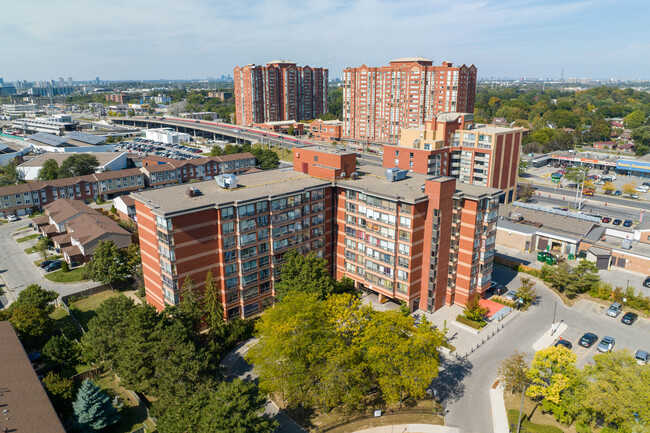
[203,270,225,339]
[73,379,120,431]
[42,334,81,368]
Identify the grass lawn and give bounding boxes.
[504,391,578,433]
[50,307,83,341]
[93,372,154,433]
[16,233,39,243]
[24,245,38,254]
[44,266,88,283]
[33,254,63,266]
[70,290,120,330]
[28,212,44,218]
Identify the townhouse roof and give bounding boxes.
[141,163,175,173]
[0,321,67,433]
[51,233,71,245]
[44,198,96,223]
[93,168,142,180]
[115,195,136,206]
[32,215,50,225]
[18,152,124,168]
[66,213,130,246]
[62,244,83,258]
[0,182,33,195]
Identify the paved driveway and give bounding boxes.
[0,220,101,307]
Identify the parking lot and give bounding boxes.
[115,138,207,160]
[553,299,650,367]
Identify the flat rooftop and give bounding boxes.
[19,152,124,167]
[297,144,355,156]
[338,165,431,203]
[133,169,331,216]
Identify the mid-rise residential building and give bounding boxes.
[384,112,523,203]
[17,152,128,181]
[308,119,342,142]
[342,58,477,143]
[133,147,501,319]
[234,60,328,126]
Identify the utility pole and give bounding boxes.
[551,301,557,335]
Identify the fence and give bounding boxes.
[71,367,103,384]
[512,201,601,223]
[60,284,111,304]
[57,298,86,335]
[494,254,524,269]
[461,321,508,358]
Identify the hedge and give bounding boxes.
[455,314,486,330]
[491,296,517,309]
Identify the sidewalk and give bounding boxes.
[490,384,509,433]
[353,425,459,433]
[532,322,568,351]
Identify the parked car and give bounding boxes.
[505,291,518,301]
[606,302,623,317]
[631,193,639,199]
[601,217,612,223]
[612,219,622,225]
[554,339,573,350]
[621,312,638,325]
[579,332,598,348]
[614,190,622,196]
[623,220,633,227]
[643,277,650,288]
[635,350,649,365]
[44,260,62,272]
[39,260,55,269]
[597,336,615,353]
[7,215,18,222]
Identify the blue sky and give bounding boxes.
[1,0,648,81]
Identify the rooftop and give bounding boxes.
[66,130,105,145]
[337,165,432,203]
[28,132,68,147]
[390,57,433,63]
[498,203,598,238]
[0,321,66,433]
[297,144,355,156]
[18,152,125,168]
[66,213,130,245]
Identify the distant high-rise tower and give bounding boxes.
[68,77,73,87]
[234,60,328,126]
[342,57,477,143]
[95,77,100,85]
[58,77,65,88]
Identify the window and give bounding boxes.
[238,203,256,217]
[397,269,408,281]
[222,207,234,220]
[222,221,235,234]
[225,263,238,276]
[399,216,412,228]
[399,243,410,255]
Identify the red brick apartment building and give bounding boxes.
[234,60,328,126]
[133,146,501,319]
[384,112,523,203]
[308,119,342,142]
[342,58,477,143]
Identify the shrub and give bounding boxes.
[110,205,117,214]
[491,297,517,309]
[518,264,542,278]
[455,314,486,330]
[61,261,70,273]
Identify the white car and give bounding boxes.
[7,215,18,222]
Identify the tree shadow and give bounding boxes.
[430,355,473,407]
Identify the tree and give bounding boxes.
[518,184,535,202]
[498,351,530,394]
[82,295,136,366]
[527,346,577,405]
[127,109,136,117]
[203,270,225,339]
[274,250,335,301]
[602,181,616,195]
[10,305,52,337]
[287,125,295,136]
[61,261,70,273]
[516,277,537,308]
[15,283,58,312]
[518,159,529,175]
[564,166,589,185]
[42,335,81,368]
[624,109,646,129]
[176,276,202,332]
[82,240,129,286]
[37,159,60,180]
[58,154,100,178]
[622,182,637,196]
[35,236,51,260]
[42,371,74,415]
[210,145,223,156]
[463,292,489,322]
[73,379,120,431]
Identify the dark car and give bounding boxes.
[612,219,622,226]
[644,277,650,288]
[614,190,622,196]
[579,332,598,348]
[554,339,573,350]
[621,312,638,325]
[44,260,62,272]
[601,217,612,223]
[39,259,54,269]
[623,220,633,227]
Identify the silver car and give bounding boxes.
[606,302,622,317]
[635,350,649,365]
[597,336,615,353]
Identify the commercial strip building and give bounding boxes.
[17,151,128,180]
[12,118,77,135]
[0,321,66,433]
[384,112,523,203]
[525,150,650,179]
[234,60,328,126]
[133,147,501,319]
[342,58,477,143]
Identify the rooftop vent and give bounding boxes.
[385,167,407,182]
[186,187,201,197]
[216,174,238,189]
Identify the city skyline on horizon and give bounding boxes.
[2,0,650,82]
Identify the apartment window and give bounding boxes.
[225,263,238,276]
[398,257,409,268]
[222,206,234,220]
[238,203,256,217]
[398,243,410,255]
[397,269,409,282]
[222,221,235,235]
[399,216,412,228]
[225,277,238,290]
[257,201,268,213]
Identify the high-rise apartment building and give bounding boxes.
[385,112,523,203]
[234,61,328,126]
[133,147,501,319]
[342,58,477,143]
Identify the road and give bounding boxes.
[531,195,642,222]
[439,264,650,433]
[529,182,649,210]
[0,220,102,307]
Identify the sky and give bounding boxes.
[1,0,649,82]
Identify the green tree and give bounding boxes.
[82,295,136,366]
[42,335,81,368]
[518,184,535,202]
[15,283,58,312]
[210,145,223,156]
[37,159,60,180]
[274,250,335,300]
[516,277,537,308]
[127,109,135,117]
[203,270,225,339]
[73,379,120,431]
[58,153,100,178]
[35,236,51,260]
[42,371,75,416]
[527,346,577,405]
[564,166,589,185]
[82,240,129,286]
[10,305,52,337]
[624,109,646,129]
[61,261,70,273]
[518,159,529,175]
[463,292,489,322]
